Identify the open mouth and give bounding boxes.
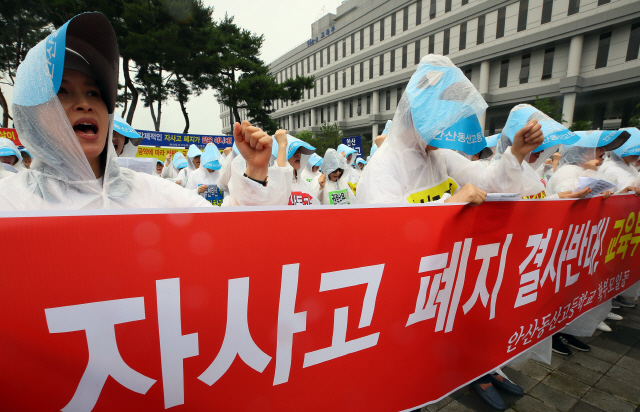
[73,119,99,137]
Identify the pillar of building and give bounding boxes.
[478,60,490,133]
[372,123,379,138]
[372,90,380,115]
[288,114,294,132]
[310,108,316,126]
[338,100,344,121]
[562,35,584,128]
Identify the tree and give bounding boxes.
[295,122,344,157]
[213,15,314,135]
[629,102,640,128]
[0,0,52,127]
[533,96,566,124]
[569,120,592,132]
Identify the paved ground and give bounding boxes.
[419,297,640,412]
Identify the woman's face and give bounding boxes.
[527,151,541,164]
[624,155,639,166]
[193,155,201,169]
[156,162,164,174]
[346,154,352,164]
[0,155,18,165]
[358,163,364,170]
[288,148,302,170]
[22,156,32,168]
[329,169,342,181]
[112,131,125,156]
[312,165,319,173]
[57,69,109,165]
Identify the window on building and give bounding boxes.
[360,62,364,82]
[464,67,472,79]
[313,54,316,70]
[314,81,317,97]
[350,101,353,117]
[443,29,450,55]
[351,65,355,85]
[320,78,324,95]
[429,34,435,54]
[403,6,409,31]
[334,104,338,121]
[327,75,331,92]
[357,98,362,116]
[386,90,391,110]
[379,54,384,75]
[390,50,396,72]
[360,29,365,50]
[597,0,610,4]
[298,114,300,129]
[541,0,553,24]
[568,0,580,15]
[328,106,331,122]
[307,89,310,100]
[351,33,355,54]
[295,64,298,77]
[343,71,346,88]
[320,50,323,67]
[460,22,467,51]
[335,42,338,61]
[320,108,324,123]
[343,40,346,58]
[370,24,374,46]
[367,95,371,114]
[391,12,397,36]
[518,0,528,32]
[303,113,306,127]
[519,54,530,83]
[445,0,452,13]
[541,48,554,79]
[497,7,506,39]
[380,18,385,41]
[462,0,468,4]
[307,57,310,73]
[627,23,640,61]
[369,58,374,79]
[402,45,408,68]
[397,87,402,105]
[595,32,612,68]
[335,72,338,90]
[477,15,485,44]
[301,60,304,76]
[430,0,436,19]
[327,46,331,64]
[499,59,509,87]
[415,40,421,64]
[416,0,422,25]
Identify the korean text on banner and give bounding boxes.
[342,136,363,157]
[136,129,233,150]
[0,128,22,146]
[135,145,188,162]
[1,196,639,412]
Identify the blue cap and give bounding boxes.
[173,152,188,170]
[501,105,578,152]
[187,144,202,158]
[427,113,487,155]
[286,135,315,159]
[201,143,222,170]
[19,147,32,158]
[485,134,500,148]
[0,138,23,161]
[371,144,378,157]
[113,113,141,139]
[356,158,367,165]
[308,153,323,167]
[382,120,392,136]
[571,130,630,149]
[613,128,640,157]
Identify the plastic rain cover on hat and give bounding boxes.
[201,143,222,170]
[113,113,141,139]
[0,138,23,165]
[356,158,367,166]
[19,147,32,159]
[337,143,357,165]
[321,149,347,177]
[370,144,378,157]
[494,104,579,171]
[405,55,488,155]
[613,128,640,157]
[173,152,188,170]
[382,120,392,136]
[485,134,500,148]
[309,153,323,167]
[0,13,208,210]
[286,135,315,159]
[559,130,631,168]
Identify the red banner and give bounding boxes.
[0,127,21,146]
[1,197,639,411]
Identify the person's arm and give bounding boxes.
[274,129,287,168]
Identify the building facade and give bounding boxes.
[220,0,640,142]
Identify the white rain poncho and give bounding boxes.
[217,143,238,196]
[174,144,202,187]
[357,55,525,205]
[489,104,579,199]
[547,130,630,195]
[301,153,322,183]
[337,143,361,189]
[0,137,24,170]
[311,149,357,205]
[0,13,210,211]
[171,151,189,185]
[285,135,320,206]
[355,158,367,176]
[222,154,293,206]
[186,143,224,206]
[599,127,640,192]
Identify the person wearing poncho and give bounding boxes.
[599,128,640,192]
[336,143,360,192]
[311,149,357,205]
[280,131,320,206]
[355,158,367,176]
[546,130,631,196]
[186,143,224,206]
[0,138,24,170]
[357,55,544,206]
[301,153,323,183]
[112,113,142,157]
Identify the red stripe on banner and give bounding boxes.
[1,196,639,411]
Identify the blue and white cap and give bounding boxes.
[0,138,23,162]
[187,144,202,158]
[485,134,501,148]
[308,153,323,167]
[13,13,119,113]
[173,152,188,170]
[571,130,630,150]
[381,120,392,136]
[201,143,222,170]
[286,135,315,159]
[612,128,640,157]
[337,143,357,165]
[19,147,32,159]
[405,55,488,155]
[113,113,141,139]
[501,104,578,152]
[356,158,367,166]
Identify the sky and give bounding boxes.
[3,0,345,136]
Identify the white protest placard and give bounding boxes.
[117,157,156,175]
[575,176,616,198]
